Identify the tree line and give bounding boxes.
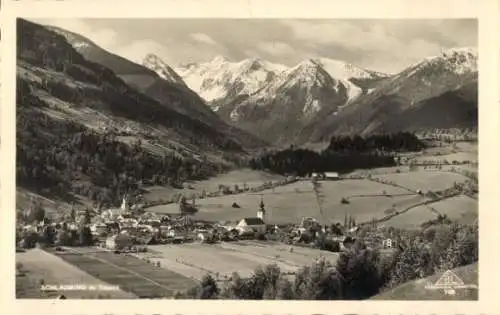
[249,133,425,176]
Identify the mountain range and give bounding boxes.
[170,48,477,145]
[25,20,478,149]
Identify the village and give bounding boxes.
[16,172,401,257]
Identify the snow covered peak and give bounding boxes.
[239,57,265,72]
[311,57,388,81]
[439,47,478,73]
[285,59,334,86]
[210,55,228,65]
[441,46,477,58]
[175,56,287,102]
[142,53,186,85]
[285,59,325,81]
[413,46,477,75]
[295,59,321,70]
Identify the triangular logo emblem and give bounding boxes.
[434,270,464,287]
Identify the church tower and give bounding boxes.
[257,196,266,221]
[121,193,129,211]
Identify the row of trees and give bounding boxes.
[327,132,426,152]
[249,149,396,176]
[249,133,425,176]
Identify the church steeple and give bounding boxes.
[257,196,266,221]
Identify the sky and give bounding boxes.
[32,18,477,74]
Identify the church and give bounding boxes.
[236,197,267,234]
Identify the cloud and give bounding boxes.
[114,40,170,64]
[31,18,477,74]
[35,18,120,54]
[256,41,295,56]
[189,33,217,46]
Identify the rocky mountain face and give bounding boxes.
[175,56,288,109]
[176,56,389,144]
[299,47,478,142]
[175,48,476,145]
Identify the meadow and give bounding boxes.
[136,241,340,281]
[51,248,196,298]
[148,179,426,225]
[142,169,285,204]
[425,195,478,224]
[16,248,134,299]
[373,171,470,192]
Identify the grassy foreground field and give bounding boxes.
[16,248,134,299]
[371,263,478,300]
[51,247,196,298]
[136,241,340,281]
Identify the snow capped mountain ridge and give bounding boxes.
[283,59,337,87]
[311,57,389,81]
[409,46,478,76]
[175,55,288,103]
[173,55,394,110]
[129,48,477,144]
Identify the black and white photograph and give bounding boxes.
[15,17,479,301]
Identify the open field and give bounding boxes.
[316,180,426,223]
[143,169,285,204]
[136,241,339,281]
[381,206,439,229]
[51,247,196,298]
[411,152,477,164]
[409,142,477,164]
[147,180,318,224]
[16,188,95,218]
[425,195,478,224]
[382,194,477,228]
[371,263,478,300]
[16,248,135,299]
[373,171,469,192]
[148,179,425,225]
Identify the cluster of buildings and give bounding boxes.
[18,192,399,253]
